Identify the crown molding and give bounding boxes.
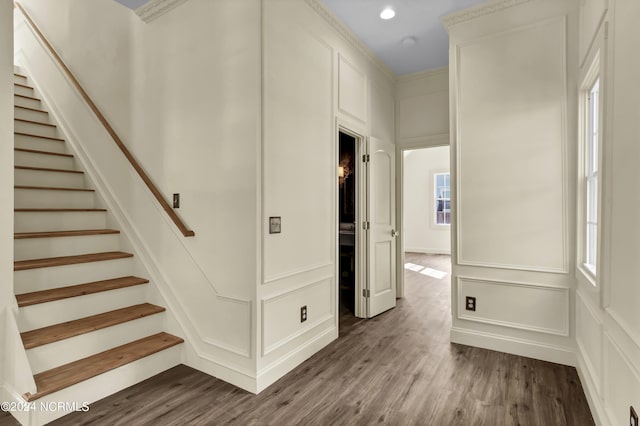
[135,0,189,23]
[303,0,396,82]
[441,0,535,30]
[398,66,449,83]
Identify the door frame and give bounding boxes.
[335,120,368,319]
[396,136,451,298]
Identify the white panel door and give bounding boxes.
[367,137,397,317]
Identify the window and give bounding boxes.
[434,173,450,225]
[584,78,599,275]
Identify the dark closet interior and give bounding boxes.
[338,131,356,314]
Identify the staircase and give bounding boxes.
[12,70,184,424]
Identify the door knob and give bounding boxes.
[391,229,399,237]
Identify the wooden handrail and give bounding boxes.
[15,2,195,237]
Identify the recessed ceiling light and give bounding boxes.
[402,36,417,46]
[380,7,395,20]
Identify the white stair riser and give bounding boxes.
[14,120,59,139]
[14,107,50,123]
[15,168,84,188]
[26,314,163,374]
[15,150,74,169]
[14,85,34,97]
[31,346,182,426]
[15,258,134,294]
[18,285,149,332]
[14,234,120,261]
[13,74,28,85]
[14,95,41,110]
[14,133,66,154]
[14,211,106,233]
[15,189,95,210]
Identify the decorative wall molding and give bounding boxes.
[575,352,608,426]
[457,276,570,336]
[135,0,189,23]
[303,0,396,81]
[398,133,450,150]
[261,277,334,356]
[338,54,368,124]
[454,16,570,274]
[441,0,535,30]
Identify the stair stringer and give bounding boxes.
[14,15,258,393]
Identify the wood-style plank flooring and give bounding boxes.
[0,253,594,425]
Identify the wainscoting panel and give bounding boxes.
[603,333,640,425]
[576,291,603,396]
[398,90,449,140]
[263,4,334,282]
[457,277,569,336]
[261,277,334,356]
[455,16,569,273]
[338,54,367,123]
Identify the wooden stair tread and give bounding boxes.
[15,208,106,212]
[14,82,34,90]
[24,332,183,401]
[16,276,147,307]
[15,185,94,192]
[14,72,28,78]
[15,105,48,114]
[14,251,133,271]
[14,131,64,142]
[15,165,82,174]
[15,229,120,239]
[15,147,72,157]
[15,117,56,128]
[14,93,40,101]
[21,303,164,349]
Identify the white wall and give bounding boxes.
[14,0,396,394]
[403,146,451,254]
[575,0,640,424]
[15,0,260,390]
[445,0,579,365]
[258,0,395,390]
[0,0,14,388]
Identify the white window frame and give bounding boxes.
[578,55,602,286]
[584,78,599,276]
[433,172,450,226]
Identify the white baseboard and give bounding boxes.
[450,326,576,366]
[575,351,609,426]
[183,345,258,394]
[405,247,451,255]
[256,326,337,393]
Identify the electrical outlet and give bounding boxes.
[631,406,638,426]
[465,296,476,312]
[173,193,180,209]
[300,305,307,323]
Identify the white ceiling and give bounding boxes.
[321,0,488,75]
[114,0,488,76]
[113,0,150,10]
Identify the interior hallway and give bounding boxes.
[0,254,593,425]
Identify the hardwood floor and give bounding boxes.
[0,253,594,425]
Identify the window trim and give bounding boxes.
[433,172,451,227]
[578,54,602,286]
